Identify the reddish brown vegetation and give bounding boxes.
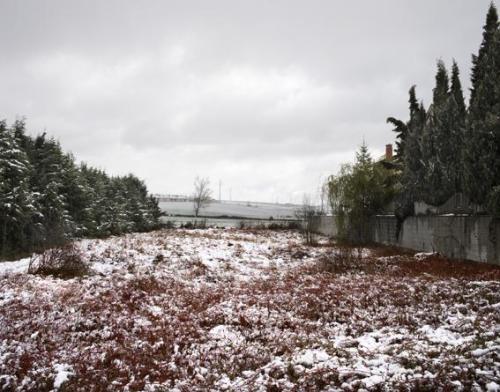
[0,229,498,391]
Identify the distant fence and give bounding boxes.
[161,216,300,229]
[315,215,500,265]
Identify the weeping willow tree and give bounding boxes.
[328,142,398,243]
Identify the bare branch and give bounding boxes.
[192,176,212,217]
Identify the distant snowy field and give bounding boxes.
[0,229,499,391]
[160,200,300,219]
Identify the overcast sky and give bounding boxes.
[0,0,495,203]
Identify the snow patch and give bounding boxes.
[487,382,500,392]
[293,349,330,367]
[361,374,384,388]
[419,325,469,346]
[414,252,437,259]
[0,258,30,274]
[53,363,73,389]
[208,325,244,345]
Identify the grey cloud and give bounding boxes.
[0,0,494,202]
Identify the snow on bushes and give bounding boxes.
[0,228,499,391]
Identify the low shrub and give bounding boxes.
[164,220,175,229]
[316,246,364,274]
[28,244,90,279]
[181,220,207,229]
[181,221,194,229]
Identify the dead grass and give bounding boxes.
[1,230,499,391]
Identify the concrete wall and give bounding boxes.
[312,216,337,237]
[316,215,500,265]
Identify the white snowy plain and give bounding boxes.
[0,228,499,391]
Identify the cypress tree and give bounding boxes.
[470,3,499,107]
[432,60,450,109]
[448,60,467,193]
[464,3,499,204]
[419,62,448,204]
[421,104,447,205]
[450,60,466,119]
[394,87,426,216]
[418,60,468,204]
[386,86,420,163]
[386,117,407,160]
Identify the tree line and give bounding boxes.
[389,3,500,216]
[0,119,162,258]
[328,3,500,241]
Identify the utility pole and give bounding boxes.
[218,180,221,202]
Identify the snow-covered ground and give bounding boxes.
[160,200,299,219]
[0,228,499,391]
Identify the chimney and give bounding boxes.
[385,144,393,160]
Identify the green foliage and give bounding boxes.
[418,60,467,205]
[395,88,426,218]
[464,3,500,204]
[386,117,407,160]
[0,121,38,256]
[450,60,466,118]
[328,142,397,243]
[388,3,499,210]
[0,120,162,257]
[486,185,500,217]
[432,60,450,108]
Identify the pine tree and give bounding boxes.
[355,140,372,167]
[470,3,499,107]
[422,104,453,205]
[450,60,466,119]
[432,60,450,109]
[146,195,162,229]
[446,60,467,193]
[386,86,427,219]
[0,121,38,256]
[464,3,499,204]
[80,165,109,236]
[401,88,426,205]
[0,120,162,256]
[494,27,500,189]
[386,85,422,162]
[60,154,93,236]
[386,117,407,160]
[418,60,468,205]
[31,136,74,245]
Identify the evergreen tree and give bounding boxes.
[0,120,162,257]
[450,60,466,118]
[421,105,449,205]
[470,3,499,107]
[408,85,420,120]
[386,117,407,160]
[400,88,426,209]
[328,142,396,242]
[31,136,74,245]
[60,153,93,236]
[418,60,468,204]
[464,3,499,204]
[386,86,421,162]
[446,60,467,193]
[432,60,450,108]
[80,165,110,236]
[0,121,38,256]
